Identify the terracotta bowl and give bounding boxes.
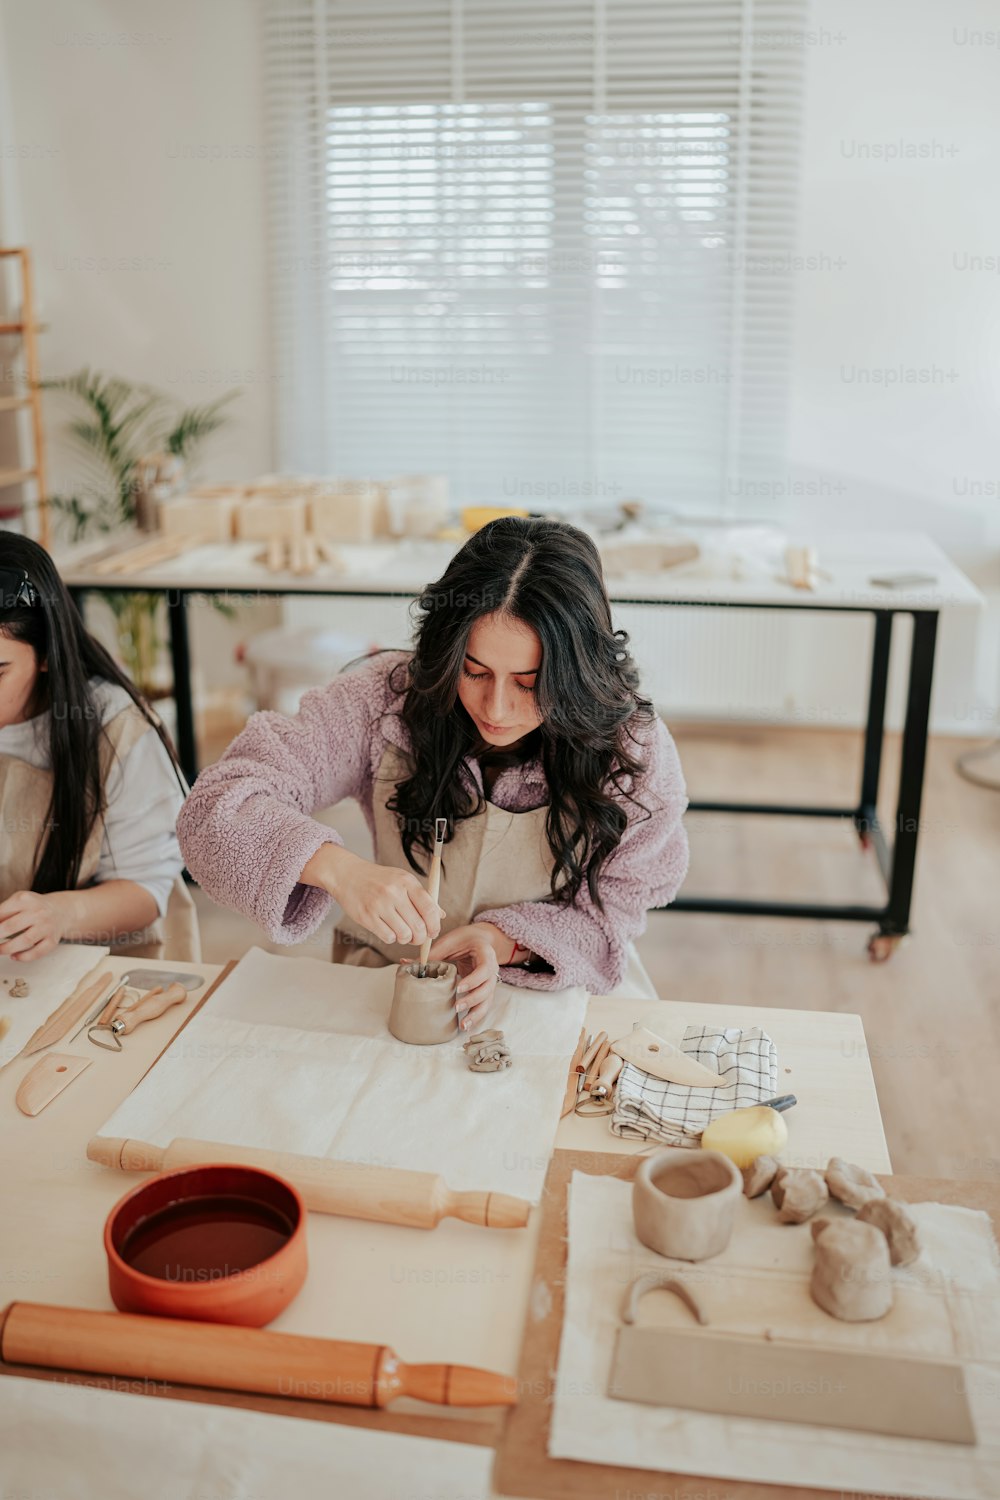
[104,1163,307,1326]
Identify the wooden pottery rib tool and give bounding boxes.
[417,817,448,976]
[610,1022,728,1087]
[0,1302,518,1409]
[87,1134,532,1230]
[15,1054,93,1116]
[0,967,115,1076]
[88,983,188,1051]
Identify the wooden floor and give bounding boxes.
[191,721,1000,1182]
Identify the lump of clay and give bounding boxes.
[825,1156,886,1211]
[770,1166,828,1224]
[810,1217,893,1321]
[742,1155,779,1199]
[857,1197,921,1266]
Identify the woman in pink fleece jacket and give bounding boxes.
[178,517,689,1029]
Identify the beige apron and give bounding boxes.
[333,743,656,1000]
[0,703,200,962]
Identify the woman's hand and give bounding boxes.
[429,921,511,1032]
[0,891,68,961]
[304,845,444,949]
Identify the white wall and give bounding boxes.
[785,0,1000,729]
[1,0,273,484]
[0,0,277,701]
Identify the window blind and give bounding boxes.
[263,0,807,512]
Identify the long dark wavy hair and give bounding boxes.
[0,531,184,893]
[385,516,655,910]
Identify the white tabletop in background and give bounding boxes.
[56,530,984,612]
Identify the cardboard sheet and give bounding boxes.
[95,946,588,1201]
[0,944,110,1066]
[0,1374,494,1499]
[549,1172,1000,1499]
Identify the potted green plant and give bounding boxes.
[42,368,239,696]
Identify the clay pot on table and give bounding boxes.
[388,961,459,1046]
[633,1148,743,1262]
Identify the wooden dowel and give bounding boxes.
[0,1302,517,1410]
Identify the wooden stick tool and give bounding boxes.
[87,1134,532,1230]
[0,1302,517,1411]
[0,967,114,1077]
[417,816,447,976]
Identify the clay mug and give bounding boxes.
[388,960,459,1046]
[633,1148,742,1261]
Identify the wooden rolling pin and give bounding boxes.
[0,1302,517,1410]
[86,1134,531,1230]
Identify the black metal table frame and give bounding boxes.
[69,583,937,952]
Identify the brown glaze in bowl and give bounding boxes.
[104,1163,307,1326]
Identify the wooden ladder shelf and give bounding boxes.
[0,246,49,547]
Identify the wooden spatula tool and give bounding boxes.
[88,982,188,1051]
[0,967,115,1076]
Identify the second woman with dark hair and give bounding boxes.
[0,531,199,961]
[178,517,688,1027]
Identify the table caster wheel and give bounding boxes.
[867,932,903,964]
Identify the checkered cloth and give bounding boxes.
[610,1024,778,1146]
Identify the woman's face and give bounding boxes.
[457,613,543,747]
[0,633,45,730]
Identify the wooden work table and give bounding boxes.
[0,946,892,1495]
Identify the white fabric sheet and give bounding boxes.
[550,1172,1000,1499]
[0,1375,493,1500]
[0,943,110,1066]
[96,946,588,1201]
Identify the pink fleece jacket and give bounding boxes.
[177,650,689,991]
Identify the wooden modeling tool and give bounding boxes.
[561,1027,589,1117]
[15,1054,93,1116]
[610,1023,728,1087]
[87,1135,532,1230]
[0,968,114,1077]
[88,982,188,1051]
[0,1302,518,1410]
[68,969,203,1043]
[417,816,448,976]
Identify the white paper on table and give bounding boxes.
[0,943,110,1065]
[550,1172,1000,1500]
[96,946,587,1201]
[0,1375,494,1500]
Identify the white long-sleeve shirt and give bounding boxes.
[0,678,185,916]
